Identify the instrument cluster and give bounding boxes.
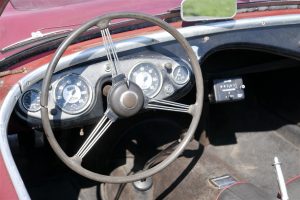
[16,52,192,127]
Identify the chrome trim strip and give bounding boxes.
[0,84,30,200]
[0,14,300,198]
[1,29,73,53]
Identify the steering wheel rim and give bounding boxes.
[41,12,204,183]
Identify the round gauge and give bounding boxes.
[172,65,190,85]
[54,74,92,114]
[22,90,41,112]
[129,62,163,98]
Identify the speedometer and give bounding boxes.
[129,63,162,98]
[54,74,92,114]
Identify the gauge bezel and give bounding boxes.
[21,89,41,112]
[128,62,163,98]
[171,65,190,85]
[53,74,94,115]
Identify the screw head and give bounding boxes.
[105,64,111,72]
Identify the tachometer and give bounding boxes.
[22,90,41,112]
[54,74,92,114]
[129,62,162,98]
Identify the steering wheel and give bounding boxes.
[41,12,203,183]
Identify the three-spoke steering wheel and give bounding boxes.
[41,12,204,183]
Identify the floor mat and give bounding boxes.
[205,129,300,197]
[152,126,300,200]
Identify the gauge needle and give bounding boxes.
[63,89,75,106]
[64,95,72,105]
[176,69,181,78]
[144,76,148,82]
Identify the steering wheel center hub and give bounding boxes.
[120,91,138,109]
[108,81,144,117]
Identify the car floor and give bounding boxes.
[101,99,300,200]
[153,110,299,200]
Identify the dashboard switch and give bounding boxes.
[164,62,173,73]
[211,78,245,103]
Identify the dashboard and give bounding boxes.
[14,15,300,129]
[15,51,193,128]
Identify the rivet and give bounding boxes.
[203,36,210,43]
[105,64,111,72]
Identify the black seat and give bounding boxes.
[216,182,274,200]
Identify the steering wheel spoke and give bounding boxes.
[100,27,122,80]
[75,109,117,159]
[145,98,192,114]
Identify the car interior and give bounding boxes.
[1,4,300,200]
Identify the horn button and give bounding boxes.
[108,82,144,118]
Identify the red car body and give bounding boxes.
[0,0,181,60]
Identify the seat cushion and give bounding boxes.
[216,182,274,200]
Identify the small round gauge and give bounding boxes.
[129,62,163,98]
[54,74,92,114]
[22,90,41,112]
[172,65,190,85]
